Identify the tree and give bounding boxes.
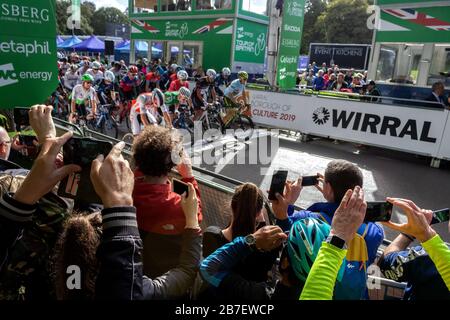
[56,0,94,35]
[91,7,129,35]
[315,0,373,44]
[300,0,327,54]
[56,0,70,35]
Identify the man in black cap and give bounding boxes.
[363,80,381,102]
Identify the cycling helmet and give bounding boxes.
[177,70,189,81]
[81,74,94,83]
[104,70,115,83]
[206,69,217,80]
[238,71,249,80]
[287,218,331,282]
[222,67,231,76]
[70,64,78,71]
[152,88,165,107]
[179,87,191,98]
[92,61,101,70]
[170,63,178,71]
[129,65,139,74]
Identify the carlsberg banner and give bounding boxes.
[0,0,58,109]
[277,0,306,89]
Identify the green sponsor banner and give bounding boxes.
[234,19,268,64]
[0,0,58,109]
[376,7,450,43]
[276,0,306,90]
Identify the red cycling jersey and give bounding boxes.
[168,79,189,92]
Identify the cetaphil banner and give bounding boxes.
[276,0,306,90]
[0,0,58,109]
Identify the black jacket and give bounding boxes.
[0,194,202,300]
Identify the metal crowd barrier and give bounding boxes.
[53,117,406,300]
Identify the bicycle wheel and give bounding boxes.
[228,114,254,142]
[122,133,134,145]
[203,114,224,142]
[101,117,119,139]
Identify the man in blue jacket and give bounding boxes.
[271,159,384,299]
[312,70,326,91]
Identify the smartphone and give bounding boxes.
[14,107,30,131]
[19,135,37,147]
[58,137,113,204]
[302,175,318,187]
[431,208,450,225]
[173,178,189,196]
[268,170,288,200]
[364,201,393,222]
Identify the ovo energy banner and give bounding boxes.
[277,0,306,89]
[0,0,58,109]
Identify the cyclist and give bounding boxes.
[192,69,217,121]
[96,70,119,106]
[86,61,104,83]
[223,71,249,107]
[76,61,90,84]
[215,67,232,97]
[130,89,171,135]
[69,74,97,123]
[145,66,163,92]
[169,70,190,92]
[165,86,193,121]
[130,92,158,136]
[120,65,141,103]
[63,64,79,92]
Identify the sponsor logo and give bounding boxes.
[0,63,53,88]
[287,1,303,17]
[165,22,188,39]
[255,33,266,56]
[0,4,49,24]
[284,24,301,32]
[281,38,300,48]
[312,108,437,143]
[280,56,297,64]
[0,63,19,88]
[0,40,51,57]
[312,107,330,125]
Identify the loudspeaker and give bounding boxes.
[105,40,115,55]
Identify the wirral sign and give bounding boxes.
[0,0,58,109]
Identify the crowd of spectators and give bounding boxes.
[0,106,448,301]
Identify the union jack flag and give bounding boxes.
[383,8,450,31]
[192,18,232,34]
[132,20,160,33]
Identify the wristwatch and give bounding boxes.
[244,234,258,251]
[325,234,348,250]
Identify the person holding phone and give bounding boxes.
[270,160,384,299]
[132,125,202,279]
[198,182,281,300]
[377,198,450,300]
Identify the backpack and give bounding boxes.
[0,169,73,300]
[317,212,370,300]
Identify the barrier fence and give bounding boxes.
[53,118,407,300]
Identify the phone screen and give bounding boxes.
[173,178,189,196]
[431,209,450,225]
[19,135,37,147]
[58,137,113,204]
[365,201,393,222]
[14,107,30,131]
[302,175,318,187]
[268,170,288,200]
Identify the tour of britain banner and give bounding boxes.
[0,0,58,109]
[276,0,306,90]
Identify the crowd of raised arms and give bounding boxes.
[51,53,251,138]
[0,104,448,300]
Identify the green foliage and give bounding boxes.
[55,0,129,36]
[315,0,373,44]
[301,0,327,54]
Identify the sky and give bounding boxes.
[83,0,128,12]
